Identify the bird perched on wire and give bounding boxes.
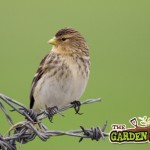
[29,27,90,115]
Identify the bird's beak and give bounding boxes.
[48,37,57,45]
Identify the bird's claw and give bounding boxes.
[71,100,83,115]
[45,106,58,123]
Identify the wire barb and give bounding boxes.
[0,93,108,150]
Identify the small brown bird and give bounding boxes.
[30,28,90,113]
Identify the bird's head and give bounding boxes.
[48,27,89,56]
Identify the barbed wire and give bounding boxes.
[0,93,109,150]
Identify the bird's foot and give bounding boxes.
[45,106,58,123]
[71,100,83,115]
[25,109,38,122]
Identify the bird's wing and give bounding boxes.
[29,54,49,109]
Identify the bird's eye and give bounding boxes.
[61,38,67,41]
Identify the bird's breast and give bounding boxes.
[33,55,90,112]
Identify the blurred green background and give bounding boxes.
[0,0,150,149]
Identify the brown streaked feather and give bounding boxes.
[29,54,49,109]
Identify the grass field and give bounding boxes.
[0,0,150,149]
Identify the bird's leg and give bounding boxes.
[45,106,58,123]
[71,100,83,115]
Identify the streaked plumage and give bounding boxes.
[30,28,90,112]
